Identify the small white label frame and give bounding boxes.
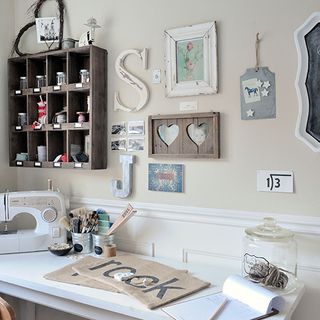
[15,90,22,95]
[53,85,61,91]
[53,162,62,168]
[74,162,83,168]
[257,170,294,193]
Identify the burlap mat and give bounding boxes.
[44,257,119,292]
[72,255,210,309]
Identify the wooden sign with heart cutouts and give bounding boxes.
[149,112,220,158]
[12,0,64,56]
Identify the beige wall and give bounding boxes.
[0,0,16,191]
[12,0,320,215]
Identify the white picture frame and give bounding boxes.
[35,17,60,44]
[164,21,217,97]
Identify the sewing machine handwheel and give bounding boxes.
[42,207,58,223]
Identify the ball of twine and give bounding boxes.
[248,261,289,289]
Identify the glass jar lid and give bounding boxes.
[245,217,295,240]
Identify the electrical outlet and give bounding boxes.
[152,69,161,84]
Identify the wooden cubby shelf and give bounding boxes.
[8,45,107,170]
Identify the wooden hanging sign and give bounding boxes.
[148,112,220,158]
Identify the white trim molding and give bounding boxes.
[70,196,320,236]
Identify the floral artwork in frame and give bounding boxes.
[165,21,217,97]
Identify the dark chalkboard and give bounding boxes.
[305,23,320,142]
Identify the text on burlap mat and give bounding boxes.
[44,257,119,293]
[72,255,210,309]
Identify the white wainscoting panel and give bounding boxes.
[115,237,155,257]
[67,197,320,319]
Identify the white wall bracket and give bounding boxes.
[111,155,135,198]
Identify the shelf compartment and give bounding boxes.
[28,131,47,161]
[10,132,28,162]
[10,96,27,126]
[8,59,27,91]
[27,56,47,88]
[27,95,47,125]
[47,53,67,86]
[68,91,90,123]
[47,131,67,162]
[68,50,90,84]
[68,130,90,163]
[47,92,67,124]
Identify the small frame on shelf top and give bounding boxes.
[148,112,220,158]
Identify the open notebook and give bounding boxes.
[162,275,284,320]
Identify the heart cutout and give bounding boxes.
[157,124,179,146]
[13,0,64,56]
[187,123,209,146]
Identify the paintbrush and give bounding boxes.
[59,216,71,231]
[70,207,89,217]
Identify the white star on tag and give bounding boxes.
[256,79,263,87]
[263,81,271,89]
[246,109,255,117]
[261,89,269,97]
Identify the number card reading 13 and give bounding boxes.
[257,170,294,193]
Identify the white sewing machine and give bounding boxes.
[0,190,67,254]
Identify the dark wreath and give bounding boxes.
[12,0,65,56]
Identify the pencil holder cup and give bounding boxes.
[71,232,93,254]
[92,233,114,256]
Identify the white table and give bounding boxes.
[0,252,305,320]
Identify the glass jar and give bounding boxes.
[242,217,297,293]
[56,72,66,85]
[80,69,90,83]
[36,75,46,88]
[19,76,27,90]
[18,113,27,126]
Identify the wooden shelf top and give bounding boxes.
[10,83,90,96]
[11,160,90,169]
[12,122,90,132]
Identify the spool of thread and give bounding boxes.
[103,244,117,258]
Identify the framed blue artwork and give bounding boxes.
[148,164,183,193]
